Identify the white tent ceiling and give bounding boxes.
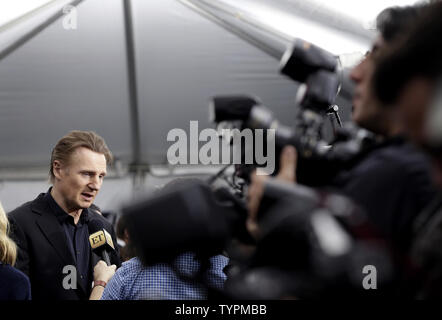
[0,0,372,174]
[0,0,418,210]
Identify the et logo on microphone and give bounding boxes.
[89,231,106,248]
[89,229,115,250]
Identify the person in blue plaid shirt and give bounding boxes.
[100,252,228,300]
[101,178,230,300]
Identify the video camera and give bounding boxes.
[209,39,377,187]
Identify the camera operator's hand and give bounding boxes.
[247,146,297,238]
[275,145,298,183]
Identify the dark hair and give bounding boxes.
[376,6,421,43]
[373,2,442,105]
[116,214,137,261]
[116,214,128,240]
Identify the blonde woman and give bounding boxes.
[0,201,31,300]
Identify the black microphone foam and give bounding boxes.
[88,218,104,234]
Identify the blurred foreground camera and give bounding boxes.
[122,180,249,265]
[123,179,393,298]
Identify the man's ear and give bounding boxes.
[53,160,63,180]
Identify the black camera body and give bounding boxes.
[280,39,340,112]
[208,39,378,188]
[210,93,377,187]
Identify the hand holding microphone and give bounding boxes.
[90,261,116,300]
[93,260,116,283]
[88,219,117,298]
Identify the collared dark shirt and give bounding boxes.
[44,190,92,292]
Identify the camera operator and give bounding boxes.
[244,5,438,297]
[310,5,435,254]
[328,5,439,256]
[370,1,442,298]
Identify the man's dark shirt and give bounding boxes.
[331,136,437,252]
[45,191,92,291]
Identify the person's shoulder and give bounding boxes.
[377,140,427,163]
[107,257,144,290]
[118,257,144,277]
[383,141,434,177]
[122,256,144,268]
[210,254,229,266]
[8,193,45,220]
[362,139,430,173]
[0,264,30,287]
[8,201,33,217]
[0,264,31,300]
[101,257,144,300]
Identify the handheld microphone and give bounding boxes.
[88,219,115,265]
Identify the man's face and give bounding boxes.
[350,36,386,132]
[54,147,107,211]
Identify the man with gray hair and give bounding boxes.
[8,130,120,300]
